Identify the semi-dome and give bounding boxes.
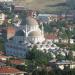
[26,16,38,26]
[28,31,42,37]
[15,30,24,36]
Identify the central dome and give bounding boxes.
[28,31,42,37]
[26,16,38,26]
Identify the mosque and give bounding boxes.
[5,15,58,58]
[14,16,45,44]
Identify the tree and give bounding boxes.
[0,38,5,52]
[26,45,37,60]
[56,53,65,61]
[66,0,75,9]
[67,51,73,60]
[27,46,52,65]
[26,45,53,74]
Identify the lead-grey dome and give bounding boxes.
[26,16,38,26]
[28,31,42,37]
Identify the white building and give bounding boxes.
[49,60,75,70]
[0,12,6,25]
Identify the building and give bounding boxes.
[49,60,75,70]
[0,62,6,67]
[5,15,58,58]
[37,13,75,24]
[0,55,10,61]
[0,0,13,3]
[0,26,16,41]
[0,66,25,75]
[45,33,59,43]
[0,12,6,25]
[60,39,74,44]
[7,26,16,40]
[9,59,25,66]
[37,14,58,24]
[45,33,74,44]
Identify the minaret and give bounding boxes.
[41,23,45,41]
[23,24,27,44]
[25,24,28,37]
[41,23,44,36]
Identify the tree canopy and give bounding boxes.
[26,45,53,66]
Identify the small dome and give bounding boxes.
[28,31,42,37]
[26,16,38,26]
[15,30,24,36]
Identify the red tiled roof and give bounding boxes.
[0,66,24,74]
[10,59,24,65]
[7,26,15,34]
[0,55,9,59]
[45,33,58,40]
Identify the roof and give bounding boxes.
[15,30,24,36]
[0,66,24,74]
[45,33,58,40]
[0,55,9,59]
[0,59,6,63]
[10,59,24,65]
[56,60,75,65]
[28,31,42,36]
[7,26,16,34]
[26,16,38,26]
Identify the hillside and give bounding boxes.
[13,0,69,13]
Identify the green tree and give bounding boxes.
[26,45,53,74]
[67,51,73,60]
[27,45,52,65]
[56,53,65,61]
[0,38,5,51]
